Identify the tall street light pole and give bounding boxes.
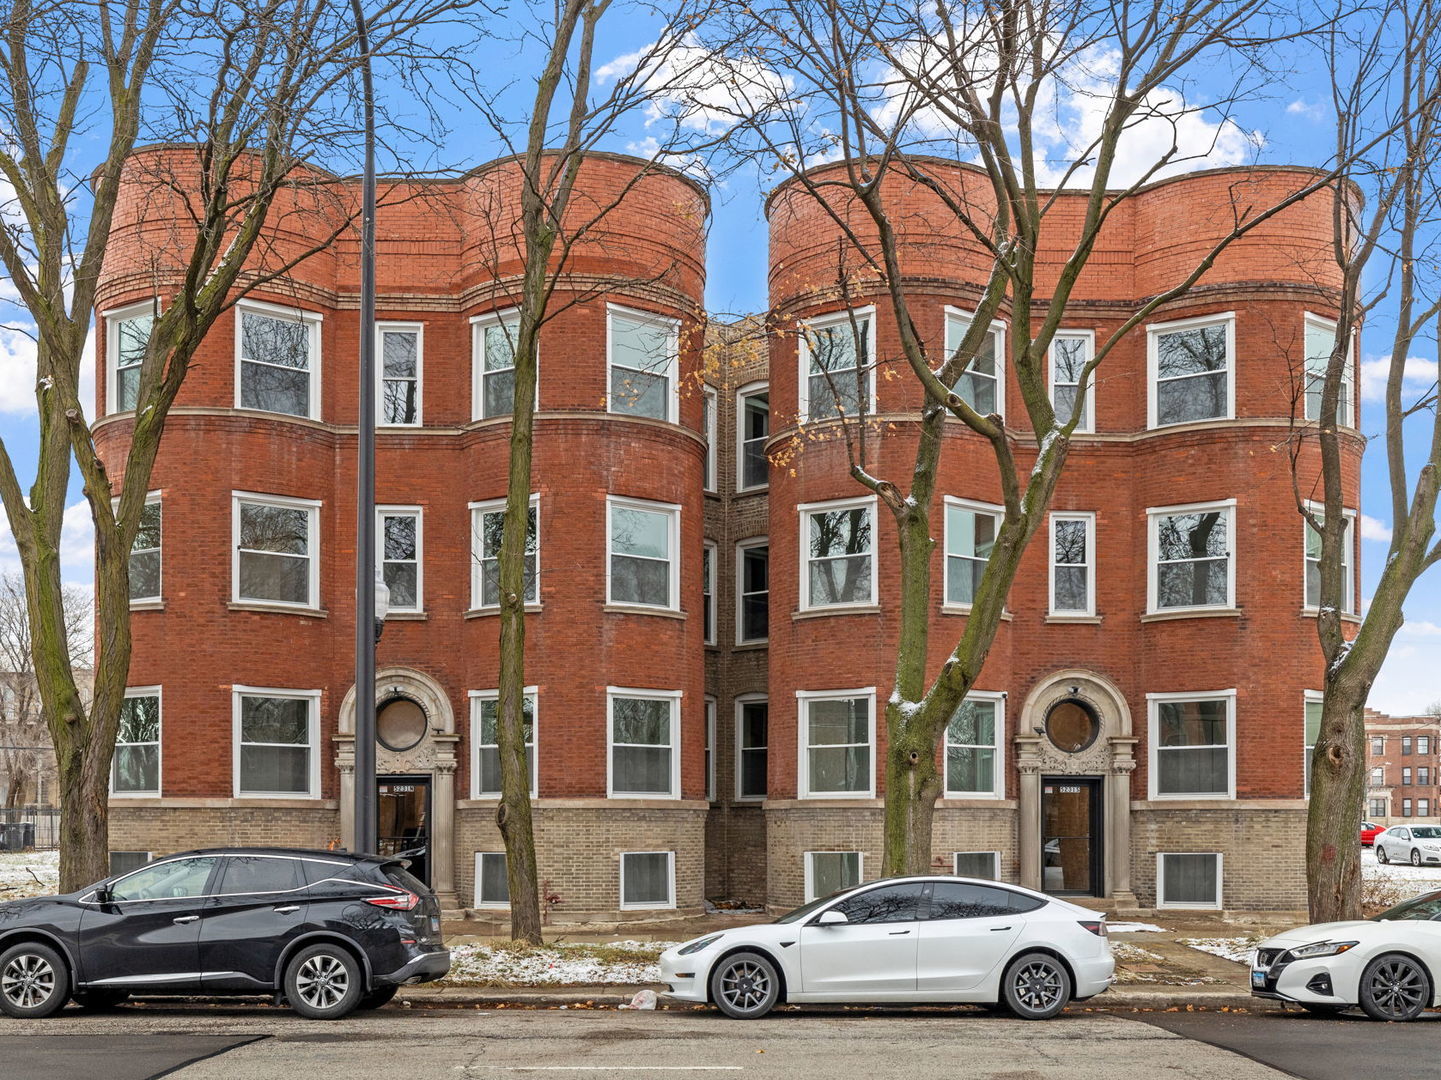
[351,0,378,857]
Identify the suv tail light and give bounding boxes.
[1078,920,1108,937]
[366,888,420,911]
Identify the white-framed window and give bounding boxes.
[472,307,527,420]
[1404,798,1414,817]
[799,307,875,422]
[800,496,876,610]
[104,299,157,414]
[377,322,422,426]
[1147,499,1235,613]
[1304,505,1356,614]
[232,687,320,798]
[944,497,1002,609]
[129,493,163,604]
[474,852,509,908]
[701,541,717,645]
[1147,312,1234,428]
[704,696,716,802]
[378,506,422,613]
[953,851,1000,880]
[607,304,680,423]
[1404,767,1413,785]
[1049,511,1095,616]
[1372,766,1384,786]
[1148,690,1236,800]
[702,385,717,492]
[1157,853,1222,909]
[737,382,770,490]
[470,495,539,610]
[1304,691,1323,798]
[607,688,681,799]
[805,851,862,901]
[1303,313,1353,427]
[620,851,676,909]
[736,695,768,801]
[736,538,769,643]
[1370,798,1387,817]
[944,692,1004,798]
[797,689,875,798]
[235,300,322,420]
[470,689,537,798]
[1373,736,1385,756]
[945,307,1006,417]
[112,688,161,797]
[232,492,321,609]
[1049,330,1094,431]
[606,496,680,611]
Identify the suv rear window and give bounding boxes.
[382,863,428,895]
[215,855,301,895]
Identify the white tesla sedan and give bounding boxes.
[1374,825,1441,866]
[659,876,1114,1020]
[1252,890,1441,1020]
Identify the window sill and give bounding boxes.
[386,610,428,621]
[227,602,327,619]
[603,604,686,620]
[129,599,165,612]
[735,485,769,497]
[792,605,881,621]
[465,605,542,619]
[1301,608,1362,623]
[1140,608,1241,623]
[733,639,769,651]
[940,604,1013,621]
[1044,614,1101,624]
[797,791,877,801]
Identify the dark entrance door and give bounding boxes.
[1041,777,1103,896]
[377,775,431,886]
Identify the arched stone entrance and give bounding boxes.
[336,667,460,911]
[1015,670,1139,908]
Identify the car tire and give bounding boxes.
[1299,1003,1346,1017]
[71,990,130,1011]
[1377,845,1389,864]
[284,943,364,1020]
[1358,953,1431,1022]
[1413,849,1423,867]
[356,985,399,1010]
[0,942,70,1019]
[709,951,781,1019]
[1001,952,1072,1020]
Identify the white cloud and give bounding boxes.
[1360,514,1393,543]
[1286,99,1324,120]
[1370,638,1441,714]
[0,321,38,414]
[0,499,96,588]
[1360,353,1437,403]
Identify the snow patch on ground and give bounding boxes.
[1110,942,1165,963]
[445,940,680,987]
[0,850,59,900]
[1108,921,1169,933]
[1178,936,1261,965]
[1363,847,1441,888]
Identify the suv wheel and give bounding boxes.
[709,951,781,1019]
[1001,952,1072,1020]
[0,942,69,1019]
[284,944,363,1020]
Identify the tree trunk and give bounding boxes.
[1305,689,1368,922]
[880,708,942,875]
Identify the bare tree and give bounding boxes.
[0,0,483,890]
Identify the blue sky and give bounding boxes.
[0,10,1437,712]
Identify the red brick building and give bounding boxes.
[94,150,1357,916]
[1364,709,1441,824]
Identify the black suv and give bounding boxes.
[0,847,449,1020]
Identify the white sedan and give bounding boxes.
[1252,890,1441,1020]
[659,875,1114,1020]
[1374,825,1441,866]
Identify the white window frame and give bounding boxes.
[474,851,510,909]
[1048,329,1095,433]
[103,299,160,415]
[1146,312,1235,429]
[606,687,682,800]
[943,495,1004,613]
[798,495,878,611]
[605,495,681,612]
[606,303,681,425]
[231,491,321,610]
[1147,689,1237,801]
[1156,852,1223,910]
[471,307,534,421]
[123,490,163,606]
[619,850,676,910]
[1303,312,1355,429]
[797,688,876,799]
[469,688,539,799]
[704,696,716,803]
[736,537,769,645]
[233,299,323,421]
[804,850,863,902]
[942,690,1005,799]
[952,851,1001,880]
[1303,502,1357,615]
[470,494,540,611]
[111,686,162,798]
[735,693,768,802]
[377,505,423,614]
[702,385,718,492]
[736,380,770,491]
[231,686,321,799]
[1304,690,1323,799]
[1146,498,1236,615]
[943,306,1007,419]
[1048,511,1096,617]
[701,541,717,645]
[376,321,423,427]
[798,307,877,421]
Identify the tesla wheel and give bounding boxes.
[72,990,130,1011]
[0,942,70,1019]
[1001,952,1072,1020]
[1413,849,1424,867]
[1358,953,1431,1022]
[709,951,781,1019]
[1377,845,1389,864]
[284,944,363,1020]
[357,985,399,1010]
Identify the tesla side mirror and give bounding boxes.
[815,909,848,926]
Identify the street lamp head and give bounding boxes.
[374,568,391,621]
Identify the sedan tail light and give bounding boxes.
[1078,920,1108,937]
[366,889,421,911]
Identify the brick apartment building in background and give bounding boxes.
[1364,708,1441,825]
[92,148,1359,916]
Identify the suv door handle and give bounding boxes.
[173,915,200,924]
[989,926,1013,932]
[888,929,911,936]
[273,905,300,914]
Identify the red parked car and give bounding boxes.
[1361,821,1385,847]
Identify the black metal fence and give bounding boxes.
[0,807,60,850]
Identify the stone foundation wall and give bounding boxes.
[1131,805,1308,911]
[704,803,766,904]
[108,800,341,857]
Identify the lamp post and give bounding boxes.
[351,0,379,857]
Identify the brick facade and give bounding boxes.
[1364,709,1441,823]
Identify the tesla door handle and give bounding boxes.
[273,905,300,914]
[172,915,200,924]
[888,929,911,936]
[989,926,1013,932]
